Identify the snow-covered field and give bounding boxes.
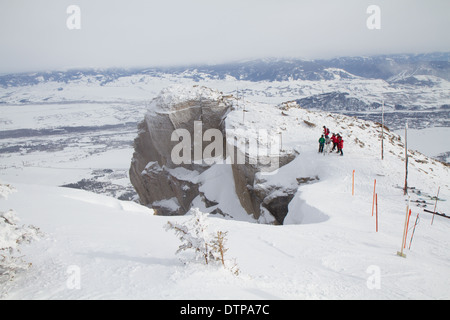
[1,82,449,300]
[2,157,449,299]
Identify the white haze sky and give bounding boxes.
[0,0,449,74]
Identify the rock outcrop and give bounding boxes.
[130,85,298,223]
[129,86,231,215]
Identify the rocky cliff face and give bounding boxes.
[129,86,298,223]
[129,86,231,215]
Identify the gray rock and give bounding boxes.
[130,86,231,214]
[129,85,302,224]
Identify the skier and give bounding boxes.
[318,135,325,153]
[337,135,344,156]
[331,133,338,152]
[323,126,330,138]
[324,135,331,154]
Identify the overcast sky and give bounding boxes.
[0,0,449,74]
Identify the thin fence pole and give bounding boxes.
[431,186,440,225]
[372,179,377,217]
[381,101,384,160]
[376,193,378,232]
[404,122,408,196]
[409,213,419,250]
[404,209,412,249]
[397,196,410,258]
[352,170,355,196]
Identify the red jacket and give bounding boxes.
[338,138,344,149]
[331,135,338,143]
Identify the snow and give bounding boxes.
[148,85,225,114]
[2,180,449,299]
[0,82,449,300]
[153,198,181,212]
[197,163,254,223]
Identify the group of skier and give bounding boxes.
[318,126,344,156]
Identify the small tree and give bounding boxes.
[165,208,212,264]
[211,231,228,266]
[0,183,43,286]
[210,230,239,275]
[165,208,239,275]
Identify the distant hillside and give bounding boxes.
[1,52,449,87]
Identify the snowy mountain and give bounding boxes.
[0,53,449,300]
[1,84,449,300]
[1,52,448,86]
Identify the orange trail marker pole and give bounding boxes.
[372,179,377,216]
[376,193,378,232]
[404,209,412,249]
[431,186,440,226]
[352,170,355,196]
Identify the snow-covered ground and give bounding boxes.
[1,85,449,300]
[2,171,449,299]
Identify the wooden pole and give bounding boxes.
[242,92,246,124]
[372,179,377,217]
[409,213,419,250]
[381,101,384,160]
[397,196,410,258]
[404,209,411,249]
[376,193,378,232]
[352,170,355,196]
[279,132,283,152]
[424,209,450,220]
[404,122,408,196]
[431,186,440,225]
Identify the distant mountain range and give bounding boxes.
[1,52,448,131]
[1,52,449,87]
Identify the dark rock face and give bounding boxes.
[129,86,302,224]
[262,193,296,225]
[229,152,298,224]
[129,87,231,215]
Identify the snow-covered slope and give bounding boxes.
[1,89,449,299]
